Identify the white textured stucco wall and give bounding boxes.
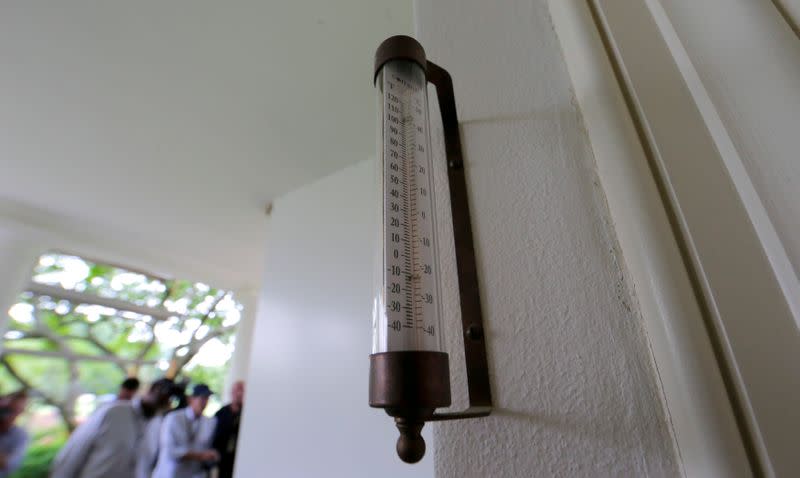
[415,0,680,476]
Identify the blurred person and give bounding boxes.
[135,378,189,478]
[152,384,218,478]
[50,378,175,478]
[0,390,29,477]
[118,377,141,401]
[211,381,244,478]
[172,378,190,410]
[134,405,166,478]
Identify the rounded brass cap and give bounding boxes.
[374,35,427,83]
[395,418,426,464]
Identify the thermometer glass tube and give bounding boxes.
[373,59,443,354]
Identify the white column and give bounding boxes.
[223,288,259,400]
[234,161,434,478]
[0,224,47,351]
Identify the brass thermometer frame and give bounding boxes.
[369,35,492,464]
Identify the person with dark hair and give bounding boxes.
[118,377,141,401]
[152,384,218,478]
[0,390,29,478]
[50,378,175,478]
[135,377,194,478]
[172,378,190,410]
[212,381,244,478]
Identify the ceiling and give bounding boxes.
[0,1,411,291]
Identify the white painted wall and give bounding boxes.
[223,289,258,401]
[235,161,433,478]
[0,1,412,293]
[415,0,680,476]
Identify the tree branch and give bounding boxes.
[192,293,227,340]
[169,292,226,371]
[135,282,174,362]
[0,355,75,431]
[175,322,237,370]
[84,328,127,374]
[135,326,158,362]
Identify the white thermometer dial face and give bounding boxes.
[377,61,441,352]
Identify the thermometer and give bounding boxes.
[372,58,443,354]
[369,36,491,465]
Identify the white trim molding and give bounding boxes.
[552,0,800,476]
[550,0,800,475]
[592,0,800,474]
[549,1,752,476]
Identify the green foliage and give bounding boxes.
[2,252,241,433]
[8,441,62,478]
[77,362,126,396]
[0,368,18,395]
[6,356,69,401]
[9,426,67,478]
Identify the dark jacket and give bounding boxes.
[211,404,241,478]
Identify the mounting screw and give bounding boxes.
[465,325,483,341]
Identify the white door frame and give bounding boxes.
[550,1,800,476]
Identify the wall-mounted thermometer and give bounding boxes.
[373,57,443,354]
[369,36,492,466]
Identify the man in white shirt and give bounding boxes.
[134,412,164,478]
[50,378,175,478]
[152,384,218,478]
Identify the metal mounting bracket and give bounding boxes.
[426,60,492,421]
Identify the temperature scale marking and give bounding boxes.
[381,61,441,350]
